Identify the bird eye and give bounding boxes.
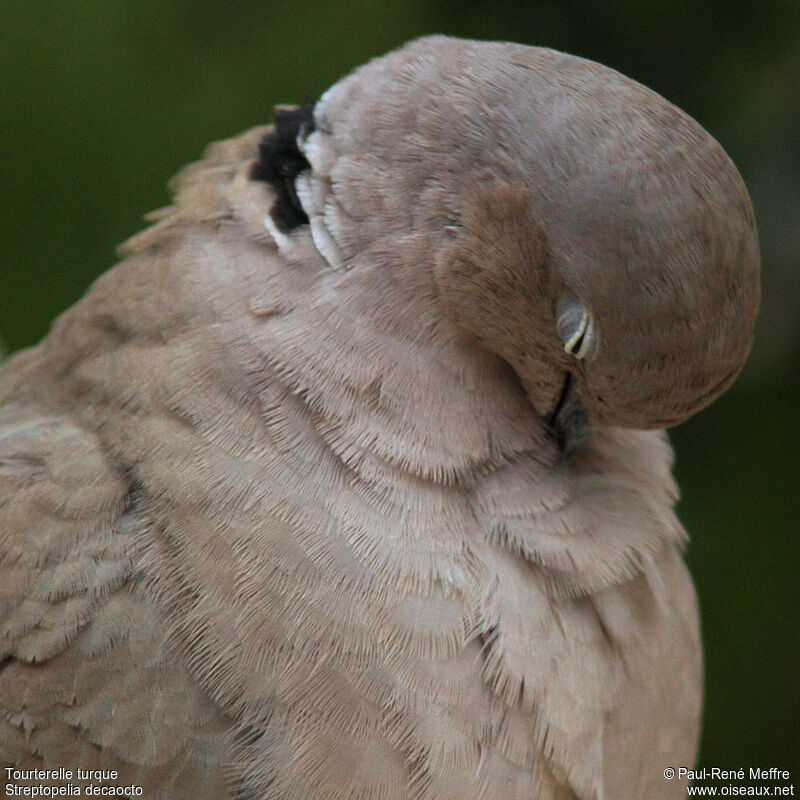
[556,294,598,360]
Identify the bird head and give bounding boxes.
[254,36,760,455]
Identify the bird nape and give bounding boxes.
[0,35,759,800]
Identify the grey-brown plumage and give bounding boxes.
[0,36,759,800]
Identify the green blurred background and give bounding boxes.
[1,0,797,776]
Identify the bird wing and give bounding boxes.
[0,130,272,797]
[0,385,235,796]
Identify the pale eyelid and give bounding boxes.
[556,294,599,360]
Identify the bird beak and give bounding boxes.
[547,372,589,458]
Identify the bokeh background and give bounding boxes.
[1,0,797,777]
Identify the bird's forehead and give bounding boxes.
[311,36,756,302]
[313,37,715,238]
[317,37,670,147]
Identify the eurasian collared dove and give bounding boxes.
[0,36,760,800]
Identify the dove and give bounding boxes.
[0,35,759,800]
